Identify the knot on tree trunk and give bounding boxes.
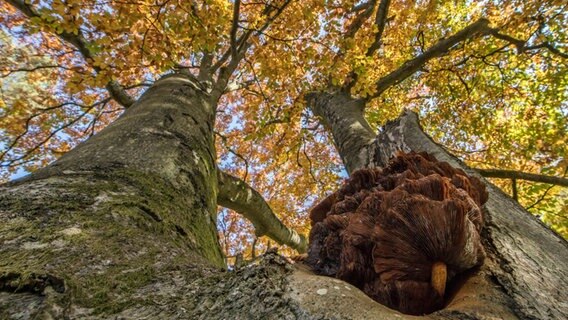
[305,151,488,315]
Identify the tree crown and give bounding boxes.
[1,0,566,253]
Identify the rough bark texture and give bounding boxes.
[1,80,566,319]
[0,74,225,317]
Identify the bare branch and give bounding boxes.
[212,0,292,75]
[526,184,556,210]
[353,15,565,96]
[369,18,490,99]
[0,64,77,77]
[217,170,307,253]
[343,0,390,91]
[6,0,135,108]
[525,168,567,210]
[524,42,568,59]
[0,98,111,167]
[215,131,249,181]
[476,168,568,187]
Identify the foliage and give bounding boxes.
[1,0,566,257]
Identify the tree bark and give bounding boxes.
[0,74,227,316]
[2,82,567,319]
[217,171,307,252]
[307,91,568,319]
[370,111,568,319]
[305,92,376,173]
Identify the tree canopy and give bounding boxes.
[1,0,567,259]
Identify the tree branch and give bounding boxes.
[345,0,377,39]
[198,52,214,81]
[105,81,136,108]
[526,184,556,210]
[333,0,376,87]
[0,64,77,77]
[486,29,568,58]
[217,170,307,253]
[524,42,568,59]
[476,168,568,187]
[368,18,567,99]
[214,0,292,92]
[366,0,391,56]
[306,92,376,174]
[369,18,491,99]
[342,0,391,91]
[230,0,241,59]
[7,0,135,108]
[0,98,111,167]
[351,1,374,13]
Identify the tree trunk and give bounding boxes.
[306,92,376,174]
[370,111,568,319]
[303,91,568,320]
[1,83,567,319]
[0,74,228,317]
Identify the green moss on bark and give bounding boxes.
[1,167,224,316]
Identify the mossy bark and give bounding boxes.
[0,74,225,317]
[2,80,567,319]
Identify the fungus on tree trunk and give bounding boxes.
[305,151,488,315]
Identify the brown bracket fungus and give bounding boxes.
[305,151,488,315]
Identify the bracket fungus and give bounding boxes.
[305,152,488,315]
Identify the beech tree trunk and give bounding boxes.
[1,82,567,319]
[305,91,568,320]
[0,74,228,317]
